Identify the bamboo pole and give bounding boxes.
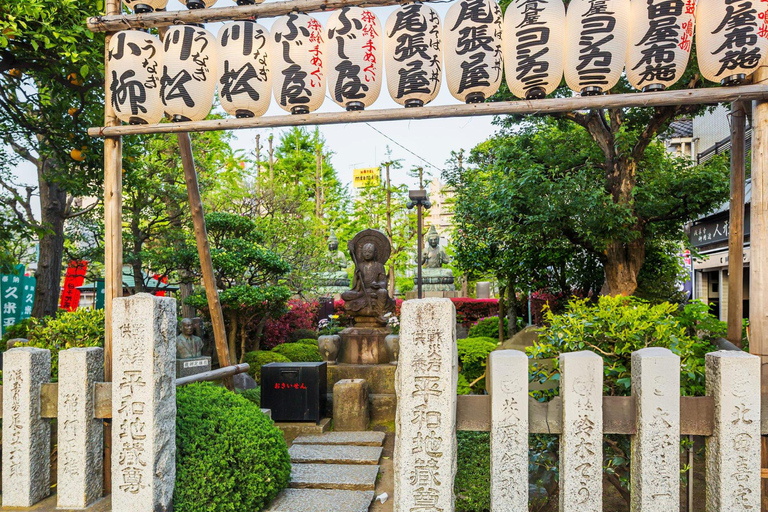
[177,132,233,388]
[102,0,123,495]
[750,60,768,511]
[727,101,747,346]
[87,0,427,32]
[89,84,768,138]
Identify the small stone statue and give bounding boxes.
[341,229,396,326]
[415,225,455,291]
[176,318,204,359]
[329,231,347,271]
[316,231,350,295]
[421,225,451,268]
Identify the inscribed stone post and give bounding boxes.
[2,347,51,508]
[394,298,457,512]
[559,351,602,512]
[112,293,177,512]
[705,350,760,512]
[488,350,528,511]
[630,347,679,512]
[58,347,104,509]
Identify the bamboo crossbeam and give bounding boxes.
[87,0,419,32]
[176,363,251,386]
[89,84,768,138]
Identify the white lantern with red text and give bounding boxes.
[503,0,565,99]
[326,7,383,111]
[626,0,697,92]
[218,21,272,118]
[161,25,218,122]
[124,0,168,14]
[443,0,503,103]
[385,4,442,107]
[696,0,768,85]
[108,31,164,125]
[271,13,327,114]
[564,0,631,95]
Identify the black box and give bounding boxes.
[261,362,327,422]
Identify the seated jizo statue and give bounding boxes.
[341,229,397,326]
[176,318,204,359]
[415,225,455,291]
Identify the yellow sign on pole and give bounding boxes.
[353,167,381,188]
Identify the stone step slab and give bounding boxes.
[292,431,386,447]
[288,444,383,465]
[289,463,379,490]
[265,489,374,512]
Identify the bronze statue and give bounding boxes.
[421,225,451,268]
[176,318,204,359]
[341,229,396,325]
[328,231,347,271]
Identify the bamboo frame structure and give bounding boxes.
[89,84,768,138]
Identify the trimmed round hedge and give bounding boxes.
[244,350,291,384]
[175,383,291,512]
[457,337,498,393]
[296,338,318,346]
[271,342,323,362]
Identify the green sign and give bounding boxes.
[95,279,105,310]
[1,265,32,335]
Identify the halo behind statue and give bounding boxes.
[348,229,391,264]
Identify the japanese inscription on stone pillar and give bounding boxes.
[112,293,176,512]
[395,298,457,512]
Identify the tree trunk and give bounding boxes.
[506,282,519,336]
[227,313,238,365]
[179,280,196,318]
[602,237,646,296]
[31,163,67,318]
[497,280,506,344]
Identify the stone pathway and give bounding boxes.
[266,431,385,512]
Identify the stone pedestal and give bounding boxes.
[112,293,176,512]
[405,290,460,300]
[338,327,390,365]
[176,356,211,378]
[333,379,370,431]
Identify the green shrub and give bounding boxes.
[243,351,290,384]
[468,317,506,340]
[175,383,291,512]
[296,338,318,346]
[457,374,471,395]
[271,343,323,363]
[455,431,490,512]
[1,317,39,351]
[26,309,105,381]
[237,387,261,407]
[457,337,498,393]
[288,329,318,342]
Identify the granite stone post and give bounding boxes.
[2,347,52,508]
[112,293,177,512]
[705,350,760,512]
[394,298,457,512]
[58,347,105,509]
[630,348,680,512]
[559,351,603,512]
[488,350,528,510]
[333,379,370,432]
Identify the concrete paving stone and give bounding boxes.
[288,444,383,465]
[265,489,374,512]
[292,431,386,447]
[290,463,379,490]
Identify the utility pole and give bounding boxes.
[385,162,394,297]
[728,101,747,346]
[268,134,275,183]
[255,134,261,193]
[315,145,322,218]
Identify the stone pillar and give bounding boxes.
[630,348,680,512]
[58,347,105,509]
[706,351,760,512]
[2,347,51,508]
[559,351,602,512]
[488,350,528,510]
[333,379,370,431]
[394,298,457,512]
[112,293,177,512]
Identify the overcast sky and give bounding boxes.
[10,2,502,218]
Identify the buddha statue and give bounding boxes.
[316,231,350,295]
[341,229,396,326]
[415,225,455,291]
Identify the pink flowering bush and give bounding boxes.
[262,300,319,349]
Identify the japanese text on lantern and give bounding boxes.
[450,0,503,94]
[362,10,378,82]
[514,0,552,93]
[633,0,689,85]
[409,329,445,512]
[116,321,148,496]
[7,369,24,478]
[389,5,441,98]
[578,0,617,86]
[308,18,324,87]
[711,0,763,75]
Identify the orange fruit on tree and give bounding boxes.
[70,148,85,162]
[68,107,78,116]
[67,73,83,86]
[8,69,21,79]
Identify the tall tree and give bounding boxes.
[0,0,105,316]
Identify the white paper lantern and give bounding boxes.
[218,22,272,118]
[175,0,216,9]
[271,13,327,114]
[696,0,768,85]
[564,0,631,95]
[503,0,565,99]
[443,0,503,103]
[385,4,442,107]
[124,0,168,14]
[108,31,164,125]
[326,7,383,111]
[626,0,696,91]
[161,25,217,122]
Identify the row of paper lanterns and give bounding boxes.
[109,0,768,125]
